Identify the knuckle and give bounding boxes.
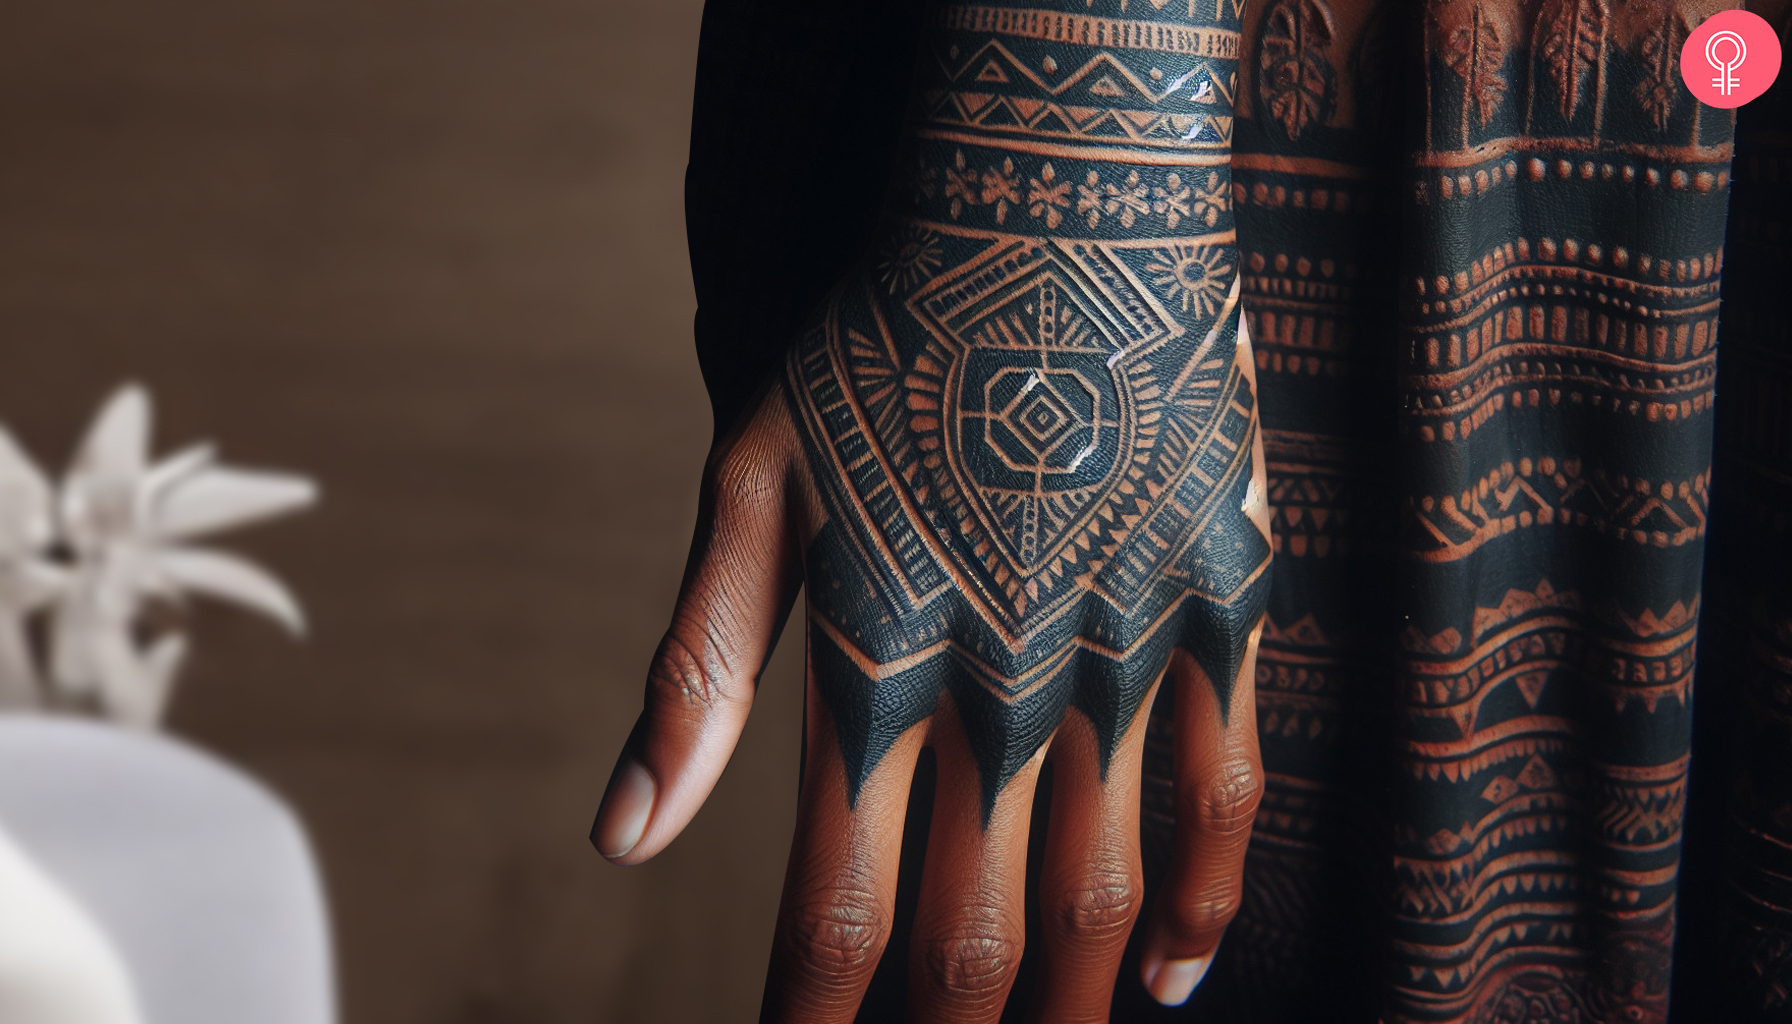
[1172,881,1242,934]
[1186,759,1264,839]
[707,437,780,511]
[1052,871,1142,945]
[778,887,889,986]
[646,629,740,714]
[920,919,1023,1001]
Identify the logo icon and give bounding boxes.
[1683,10,1782,109]
[1707,30,1747,96]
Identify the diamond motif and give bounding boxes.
[983,367,1100,474]
[1016,389,1069,447]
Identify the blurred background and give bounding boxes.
[0,0,804,1020]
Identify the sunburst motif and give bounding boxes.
[877,226,943,294]
[1145,244,1232,318]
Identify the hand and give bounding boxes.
[593,2,1270,1019]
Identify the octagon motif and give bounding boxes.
[913,249,1138,587]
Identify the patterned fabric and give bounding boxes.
[1212,2,1734,1021]
[683,1,1791,1020]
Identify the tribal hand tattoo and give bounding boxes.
[785,0,1269,816]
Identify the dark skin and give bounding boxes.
[594,1,1271,1018]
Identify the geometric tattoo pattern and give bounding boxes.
[785,0,1268,815]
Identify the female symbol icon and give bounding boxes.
[1684,10,1781,109]
[1706,30,1746,97]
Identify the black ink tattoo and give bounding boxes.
[785,0,1269,815]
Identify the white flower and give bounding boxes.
[50,385,316,727]
[0,428,66,708]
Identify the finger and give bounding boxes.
[761,628,928,1024]
[1026,685,1156,1024]
[1137,634,1264,1006]
[592,394,801,864]
[906,696,1046,1024]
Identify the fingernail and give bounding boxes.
[592,757,655,859]
[1143,954,1212,1007]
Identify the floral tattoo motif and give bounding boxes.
[1026,163,1071,228]
[945,151,1021,224]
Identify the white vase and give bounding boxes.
[0,715,335,1024]
[0,820,142,1024]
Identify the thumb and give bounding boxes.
[592,393,801,864]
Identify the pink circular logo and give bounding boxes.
[1682,9,1782,108]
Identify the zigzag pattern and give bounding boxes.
[1400,581,1581,737]
[927,89,1230,148]
[924,40,1233,149]
[1592,769,1685,850]
[1397,906,1587,993]
[1407,457,1709,562]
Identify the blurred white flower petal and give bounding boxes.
[0,427,54,559]
[0,556,67,707]
[72,385,150,485]
[1,563,69,623]
[152,468,316,543]
[62,386,152,554]
[154,548,306,636]
[0,427,64,710]
[140,444,215,515]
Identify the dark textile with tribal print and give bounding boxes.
[1395,0,1729,1019]
[786,0,1270,815]
[1190,1,1741,1022]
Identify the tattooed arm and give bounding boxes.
[594,0,1271,1018]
